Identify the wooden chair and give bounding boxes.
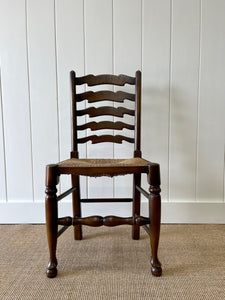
[45,70,162,278]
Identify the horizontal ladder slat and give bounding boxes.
[81,198,133,203]
[77,121,134,131]
[58,215,150,227]
[75,74,136,86]
[76,91,135,103]
[77,106,135,118]
[77,135,134,144]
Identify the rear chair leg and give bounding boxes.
[72,174,82,240]
[132,173,141,240]
[148,164,162,276]
[45,164,59,278]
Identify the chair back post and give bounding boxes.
[134,70,142,158]
[70,70,78,158]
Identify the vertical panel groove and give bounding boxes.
[140,0,143,73]
[223,144,225,202]
[168,0,173,202]
[53,0,60,163]
[0,68,8,202]
[25,0,34,202]
[53,0,61,194]
[85,0,114,199]
[0,0,224,216]
[195,0,202,202]
[196,0,225,201]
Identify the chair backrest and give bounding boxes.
[70,70,142,158]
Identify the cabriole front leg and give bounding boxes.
[45,164,59,278]
[148,164,162,277]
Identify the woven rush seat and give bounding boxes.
[58,157,150,176]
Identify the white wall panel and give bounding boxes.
[27,0,59,201]
[169,0,200,202]
[196,0,225,202]
[84,0,114,199]
[0,0,225,222]
[142,0,171,201]
[0,0,33,202]
[0,70,7,202]
[55,0,86,199]
[113,0,142,197]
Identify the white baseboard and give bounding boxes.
[0,201,225,224]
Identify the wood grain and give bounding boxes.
[77,106,135,118]
[76,90,135,102]
[77,135,134,144]
[57,215,150,227]
[76,74,135,86]
[77,121,134,131]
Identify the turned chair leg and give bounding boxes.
[132,173,141,240]
[148,164,162,276]
[72,174,82,240]
[45,164,59,278]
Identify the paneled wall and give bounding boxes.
[0,0,225,223]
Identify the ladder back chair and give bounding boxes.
[45,70,162,278]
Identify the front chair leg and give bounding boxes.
[148,164,162,277]
[45,164,59,278]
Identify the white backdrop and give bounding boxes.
[0,0,225,223]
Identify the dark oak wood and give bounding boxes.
[148,163,162,277]
[45,164,59,278]
[57,225,69,238]
[45,70,162,278]
[58,164,149,176]
[57,186,77,202]
[77,90,135,103]
[77,106,135,118]
[80,198,133,203]
[72,174,82,240]
[77,134,134,144]
[75,74,135,86]
[142,224,150,235]
[77,121,134,131]
[57,215,150,227]
[135,185,149,199]
[132,173,141,240]
[134,70,141,153]
[70,71,78,152]
[132,71,142,242]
